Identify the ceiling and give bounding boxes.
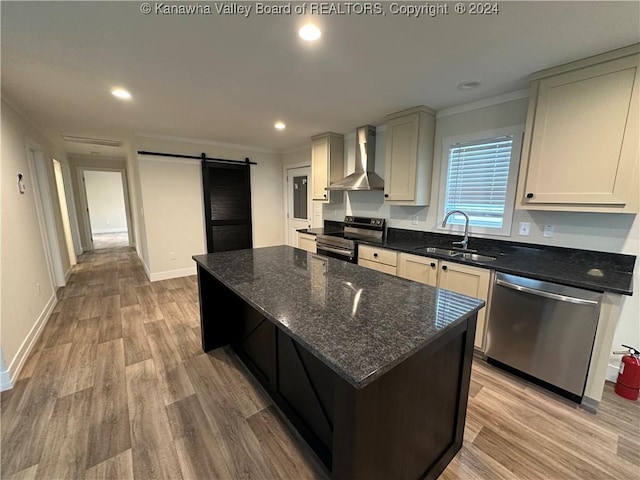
[2,1,639,156]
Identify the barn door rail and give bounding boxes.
[137,150,257,165]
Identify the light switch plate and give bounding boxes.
[543,224,555,238]
[412,215,418,225]
[518,222,530,236]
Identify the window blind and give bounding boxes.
[444,136,513,229]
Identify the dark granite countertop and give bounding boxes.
[296,227,326,235]
[296,220,343,236]
[193,246,483,389]
[363,228,636,296]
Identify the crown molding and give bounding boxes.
[134,131,280,155]
[436,89,529,119]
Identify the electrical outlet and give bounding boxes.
[543,224,555,238]
[412,215,418,225]
[518,222,531,236]
[170,252,176,261]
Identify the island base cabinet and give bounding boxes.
[197,265,478,479]
[332,319,476,480]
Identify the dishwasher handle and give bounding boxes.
[495,278,599,306]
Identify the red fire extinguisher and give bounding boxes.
[614,345,640,401]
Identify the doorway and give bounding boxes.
[52,159,77,266]
[285,166,312,247]
[27,143,66,287]
[82,170,130,249]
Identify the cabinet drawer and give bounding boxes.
[358,245,398,266]
[358,258,397,276]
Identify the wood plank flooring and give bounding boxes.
[1,247,638,479]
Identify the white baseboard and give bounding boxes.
[606,362,620,383]
[93,228,128,234]
[64,266,72,282]
[136,250,151,281]
[150,266,196,282]
[2,293,57,391]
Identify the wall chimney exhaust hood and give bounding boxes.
[326,125,384,191]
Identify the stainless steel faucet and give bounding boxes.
[442,210,470,250]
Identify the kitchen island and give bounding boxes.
[193,246,484,479]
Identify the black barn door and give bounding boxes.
[202,160,253,253]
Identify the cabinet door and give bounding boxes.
[311,138,329,201]
[523,55,639,208]
[298,233,317,253]
[277,330,335,452]
[438,262,491,351]
[385,113,419,202]
[397,253,438,287]
[233,304,277,387]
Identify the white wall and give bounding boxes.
[84,170,128,233]
[134,135,284,281]
[327,96,639,379]
[1,98,69,388]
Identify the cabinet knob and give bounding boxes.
[323,194,327,198]
[373,253,378,258]
[384,194,389,198]
[442,265,448,271]
[526,193,534,199]
[430,262,436,268]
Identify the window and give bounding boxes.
[439,126,523,236]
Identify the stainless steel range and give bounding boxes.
[316,216,386,263]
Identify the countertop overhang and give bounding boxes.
[193,246,483,388]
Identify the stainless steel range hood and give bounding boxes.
[326,125,384,191]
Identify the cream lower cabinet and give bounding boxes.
[397,252,439,287]
[298,233,317,253]
[517,47,639,213]
[398,253,491,351]
[358,245,398,275]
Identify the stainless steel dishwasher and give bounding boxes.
[485,272,602,401]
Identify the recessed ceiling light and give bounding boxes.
[274,122,286,130]
[111,88,132,100]
[299,24,321,42]
[457,81,481,90]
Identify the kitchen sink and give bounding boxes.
[458,253,497,262]
[413,246,497,262]
[414,246,460,256]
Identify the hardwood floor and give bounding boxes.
[1,247,638,479]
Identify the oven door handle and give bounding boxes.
[317,245,355,257]
[495,278,599,306]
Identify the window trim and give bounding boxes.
[437,125,524,237]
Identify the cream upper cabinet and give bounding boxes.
[384,106,436,206]
[517,47,640,213]
[397,252,438,287]
[438,261,491,350]
[358,245,398,276]
[297,233,317,253]
[311,132,344,203]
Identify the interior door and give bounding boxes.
[202,160,253,253]
[286,167,311,247]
